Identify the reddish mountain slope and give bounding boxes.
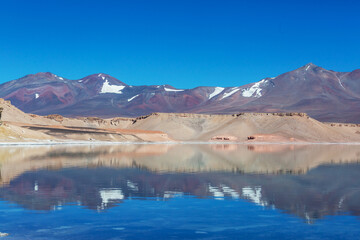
[0,63,359,123]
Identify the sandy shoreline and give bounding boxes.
[1,140,360,146]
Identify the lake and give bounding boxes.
[0,144,359,239]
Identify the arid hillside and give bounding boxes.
[125,112,360,142]
[0,98,360,143]
[0,98,171,142]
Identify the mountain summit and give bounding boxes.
[0,64,360,123]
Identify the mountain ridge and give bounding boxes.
[1,63,359,123]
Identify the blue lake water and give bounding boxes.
[0,144,359,239]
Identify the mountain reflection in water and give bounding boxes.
[0,144,360,224]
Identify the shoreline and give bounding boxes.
[1,140,360,147]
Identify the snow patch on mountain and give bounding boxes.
[164,87,184,92]
[100,79,125,94]
[241,79,267,98]
[221,87,239,99]
[209,87,224,99]
[128,94,139,102]
[336,76,345,89]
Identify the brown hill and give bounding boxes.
[125,112,360,142]
[0,98,360,143]
[0,99,171,142]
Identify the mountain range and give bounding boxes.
[1,63,359,123]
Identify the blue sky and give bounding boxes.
[0,0,359,88]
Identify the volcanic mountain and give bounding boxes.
[1,63,359,123]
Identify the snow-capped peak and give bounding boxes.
[100,79,125,94]
[302,63,317,72]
